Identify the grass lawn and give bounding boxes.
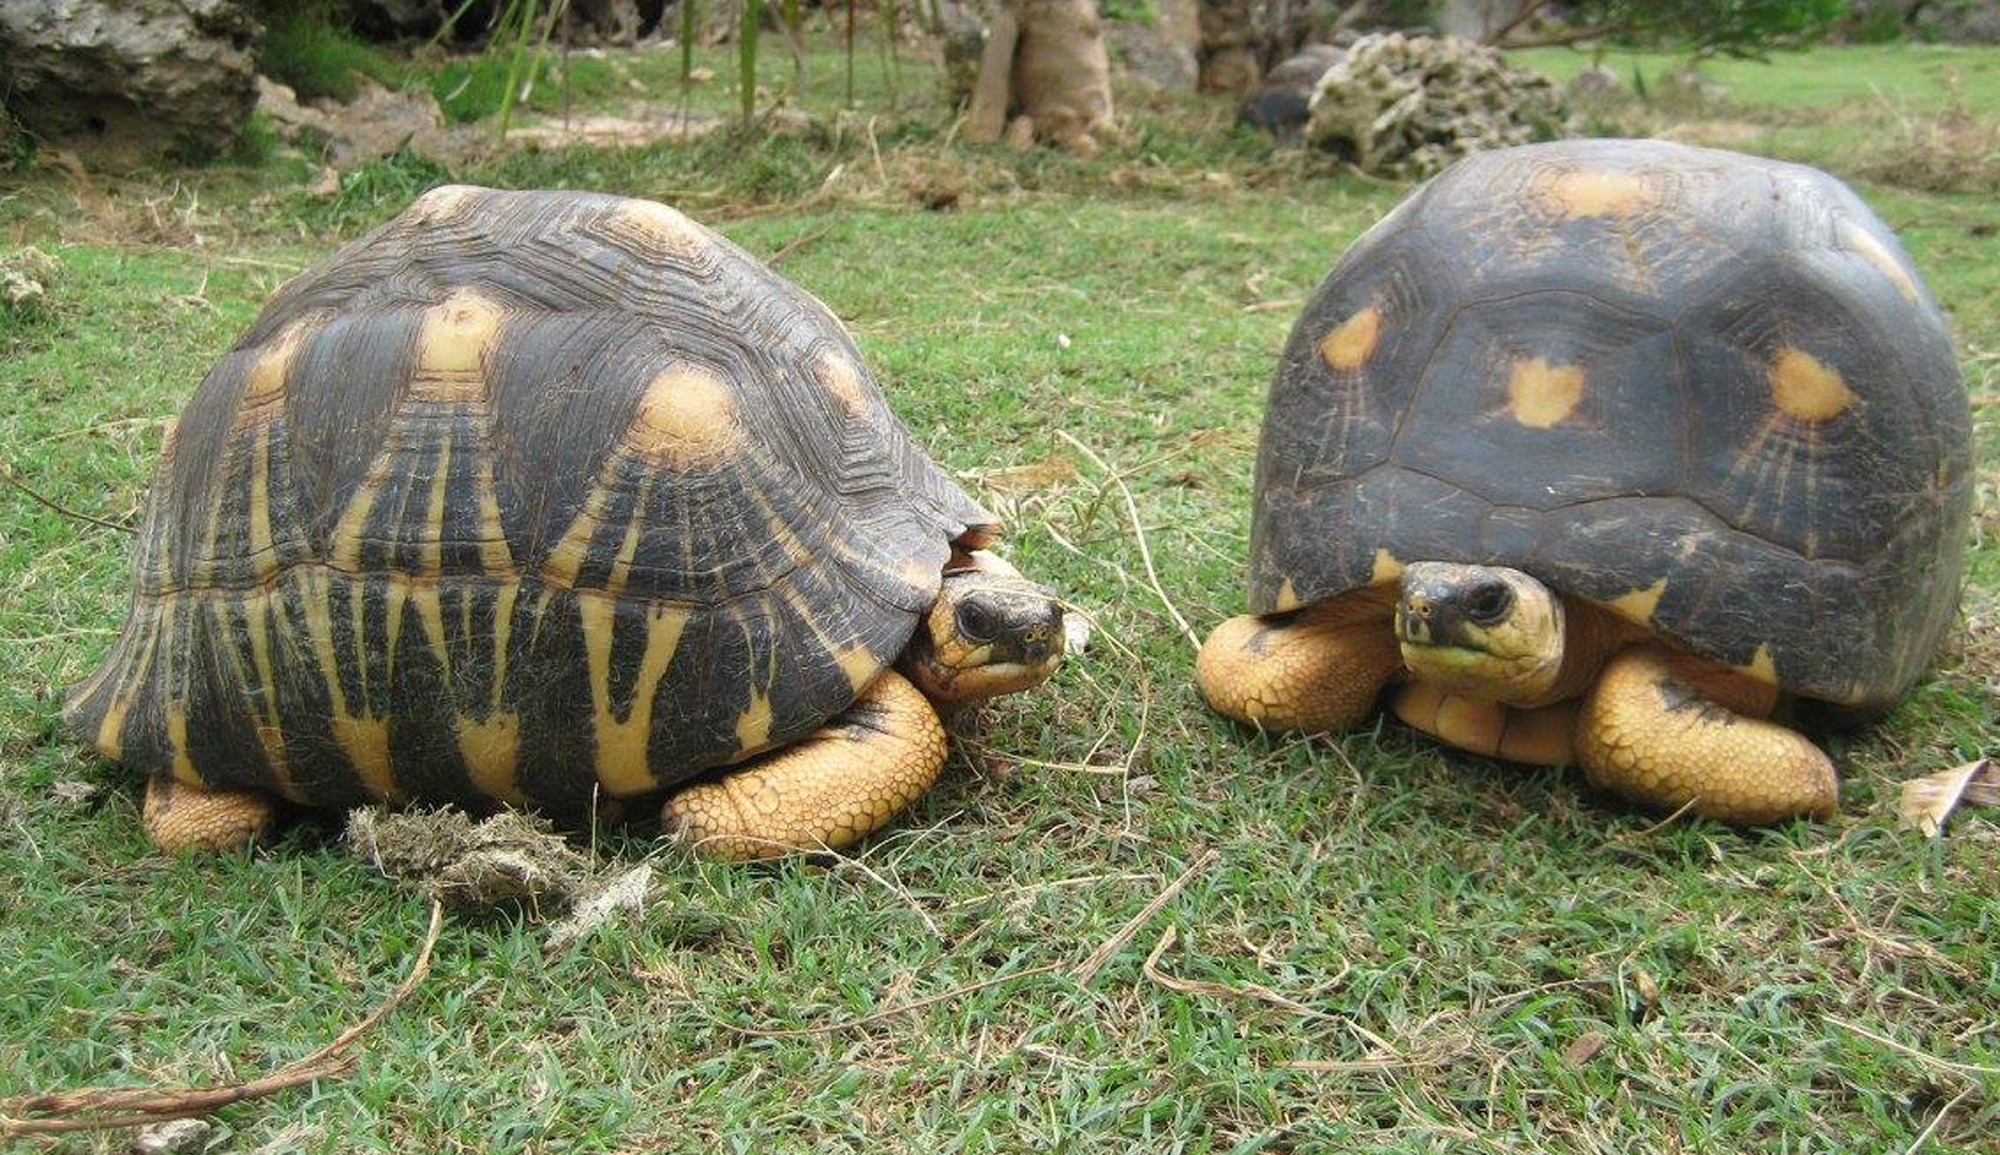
[2,33,1998,1154]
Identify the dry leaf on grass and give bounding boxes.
[1563,1031,1607,1066]
[1897,759,2000,837]
[543,862,654,955]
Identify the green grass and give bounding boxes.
[432,31,942,124]
[1510,42,2000,119]
[1511,41,2000,184]
[3,41,1999,1154]
[259,4,415,103]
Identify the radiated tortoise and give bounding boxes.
[67,185,1065,858]
[1196,139,1971,825]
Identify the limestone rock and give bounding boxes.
[0,0,261,162]
[1306,33,1566,178]
[1108,0,1199,91]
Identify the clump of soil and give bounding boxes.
[346,807,593,910]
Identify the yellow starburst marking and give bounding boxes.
[410,290,504,402]
[1543,169,1650,218]
[1769,347,1856,423]
[584,594,690,796]
[1507,358,1586,429]
[1319,306,1382,372]
[612,198,709,259]
[625,365,742,469]
[816,350,872,416]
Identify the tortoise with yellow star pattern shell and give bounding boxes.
[67,185,1065,859]
[1196,139,1971,825]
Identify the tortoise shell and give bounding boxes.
[66,186,995,813]
[1250,139,1972,710]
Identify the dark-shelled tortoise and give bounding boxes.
[1196,139,1971,825]
[67,185,1065,858]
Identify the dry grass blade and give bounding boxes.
[1826,1015,2000,1078]
[1140,925,1327,1018]
[1073,849,1219,986]
[1898,759,1999,837]
[729,961,1068,1037]
[0,900,445,1137]
[1053,429,1200,651]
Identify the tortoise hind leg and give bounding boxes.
[663,669,947,861]
[143,776,279,853]
[1196,591,1400,733]
[1575,646,1837,825]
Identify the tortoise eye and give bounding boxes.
[1465,581,1514,626]
[954,600,997,644]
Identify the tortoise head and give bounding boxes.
[900,552,1064,706]
[1394,562,1564,706]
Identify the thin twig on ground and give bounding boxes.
[0,900,445,1137]
[1073,849,1219,987]
[1054,430,1200,651]
[1,462,135,534]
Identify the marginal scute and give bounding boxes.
[1369,549,1402,584]
[1602,578,1667,626]
[1273,579,1303,612]
[1319,305,1382,372]
[1768,346,1856,423]
[1506,357,1585,428]
[1736,643,1780,686]
[627,365,741,468]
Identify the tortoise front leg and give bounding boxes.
[1389,683,1579,767]
[1195,592,1401,733]
[143,776,278,853]
[663,669,947,861]
[1574,647,1837,825]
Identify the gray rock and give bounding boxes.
[258,75,459,167]
[131,1118,214,1155]
[1306,33,1567,177]
[1108,0,1199,91]
[1568,63,1624,100]
[0,0,261,162]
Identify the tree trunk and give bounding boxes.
[963,0,1115,155]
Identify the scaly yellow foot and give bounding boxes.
[1575,646,1837,825]
[1195,592,1400,733]
[662,670,947,861]
[143,776,278,853]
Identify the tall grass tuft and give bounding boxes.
[259,4,410,103]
